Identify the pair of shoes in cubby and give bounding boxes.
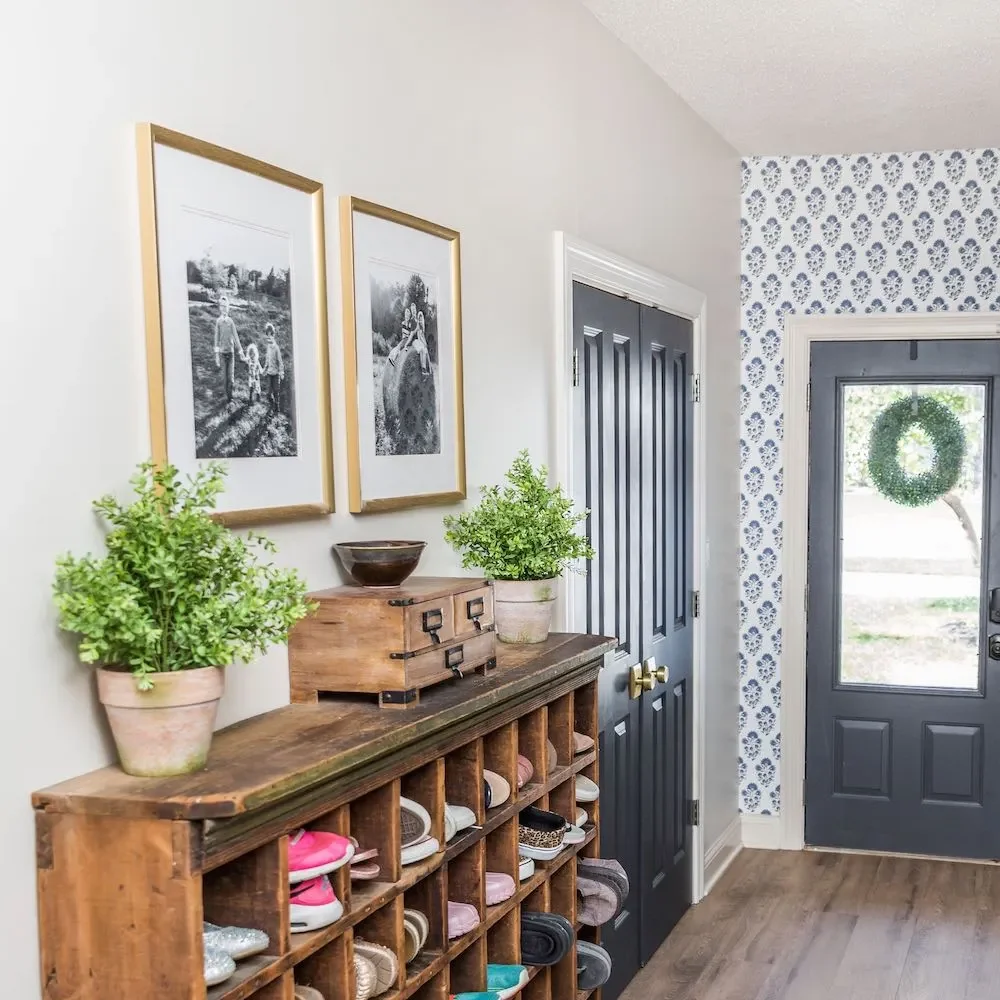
[404,907,429,962]
[202,921,269,986]
[450,964,530,1000]
[520,912,575,966]
[447,900,481,939]
[573,731,595,755]
[576,858,629,927]
[575,775,599,803]
[484,769,511,809]
[289,828,355,933]
[577,941,613,990]
[355,939,397,999]
[445,802,477,843]
[517,806,586,861]
[401,796,441,865]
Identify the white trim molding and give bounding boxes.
[553,233,714,901]
[741,814,783,850]
[704,816,742,893]
[780,312,1000,851]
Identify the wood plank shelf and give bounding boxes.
[33,633,613,1000]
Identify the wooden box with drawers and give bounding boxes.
[289,577,497,706]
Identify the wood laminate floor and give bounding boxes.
[619,849,1000,1000]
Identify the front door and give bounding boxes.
[806,339,1000,858]
[572,282,694,998]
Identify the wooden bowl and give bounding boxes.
[333,540,427,588]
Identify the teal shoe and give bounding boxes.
[450,993,501,1000]
[486,965,530,1000]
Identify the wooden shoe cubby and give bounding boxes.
[33,633,613,1000]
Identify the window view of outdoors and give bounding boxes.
[840,383,985,689]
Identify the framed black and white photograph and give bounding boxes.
[137,124,333,524]
[341,197,466,513]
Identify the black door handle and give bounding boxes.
[989,634,1000,660]
[990,588,1000,624]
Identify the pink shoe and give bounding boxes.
[516,755,534,789]
[288,829,355,883]
[486,871,516,906]
[447,900,481,939]
[290,875,344,933]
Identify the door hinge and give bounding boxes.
[691,590,701,618]
[686,799,700,827]
[572,349,580,388]
[690,374,701,403]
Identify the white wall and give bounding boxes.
[0,2,738,992]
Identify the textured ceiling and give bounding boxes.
[580,0,1000,154]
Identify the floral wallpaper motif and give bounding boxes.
[739,149,1000,814]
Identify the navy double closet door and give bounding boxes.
[571,282,695,999]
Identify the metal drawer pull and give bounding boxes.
[466,596,485,631]
[422,608,444,643]
[447,644,465,678]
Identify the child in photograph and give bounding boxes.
[263,323,284,411]
[414,311,431,374]
[213,295,245,402]
[245,342,264,403]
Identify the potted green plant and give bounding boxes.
[444,451,594,643]
[53,461,313,777]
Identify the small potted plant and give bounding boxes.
[444,451,594,643]
[53,461,313,777]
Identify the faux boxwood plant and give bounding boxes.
[53,461,313,689]
[444,451,594,581]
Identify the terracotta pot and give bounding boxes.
[96,666,225,777]
[492,578,558,644]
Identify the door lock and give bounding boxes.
[628,664,645,700]
[990,634,1000,660]
[643,656,668,686]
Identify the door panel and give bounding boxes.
[806,339,1000,858]
[638,305,694,959]
[573,282,642,993]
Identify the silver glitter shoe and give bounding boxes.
[203,921,270,960]
[203,945,236,986]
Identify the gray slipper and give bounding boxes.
[577,858,629,902]
[577,940,612,990]
[576,874,619,927]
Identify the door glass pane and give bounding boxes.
[840,383,986,689]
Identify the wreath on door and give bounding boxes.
[867,395,965,507]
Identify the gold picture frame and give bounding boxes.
[340,196,466,513]
[136,123,334,525]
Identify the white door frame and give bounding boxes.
[778,311,1000,851]
[552,232,710,901]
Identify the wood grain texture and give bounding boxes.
[619,849,1000,1000]
[33,633,614,821]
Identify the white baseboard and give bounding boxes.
[741,813,783,849]
[703,815,742,894]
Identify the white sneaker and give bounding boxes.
[518,855,535,881]
[575,775,600,803]
[444,803,477,843]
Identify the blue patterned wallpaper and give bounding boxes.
[739,149,1000,814]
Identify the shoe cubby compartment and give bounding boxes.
[352,779,403,885]
[293,929,352,1000]
[203,838,290,996]
[549,775,576,833]
[549,865,578,1000]
[445,738,485,837]
[487,907,521,965]
[485,818,519,895]
[402,758,446,850]
[484,721,519,806]
[519,706,550,785]
[33,634,612,1000]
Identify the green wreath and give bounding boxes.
[867,395,965,507]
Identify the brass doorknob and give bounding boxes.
[643,658,668,686]
[628,664,645,700]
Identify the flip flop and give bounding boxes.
[575,776,600,803]
[573,731,595,754]
[520,912,574,966]
[350,860,381,881]
[486,871,517,905]
[349,836,379,864]
[576,941,613,990]
[447,900,481,939]
[354,953,378,1000]
[401,835,440,866]
[354,940,398,997]
[516,755,534,789]
[400,797,432,848]
[484,770,511,809]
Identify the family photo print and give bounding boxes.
[137,124,333,524]
[341,197,466,514]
